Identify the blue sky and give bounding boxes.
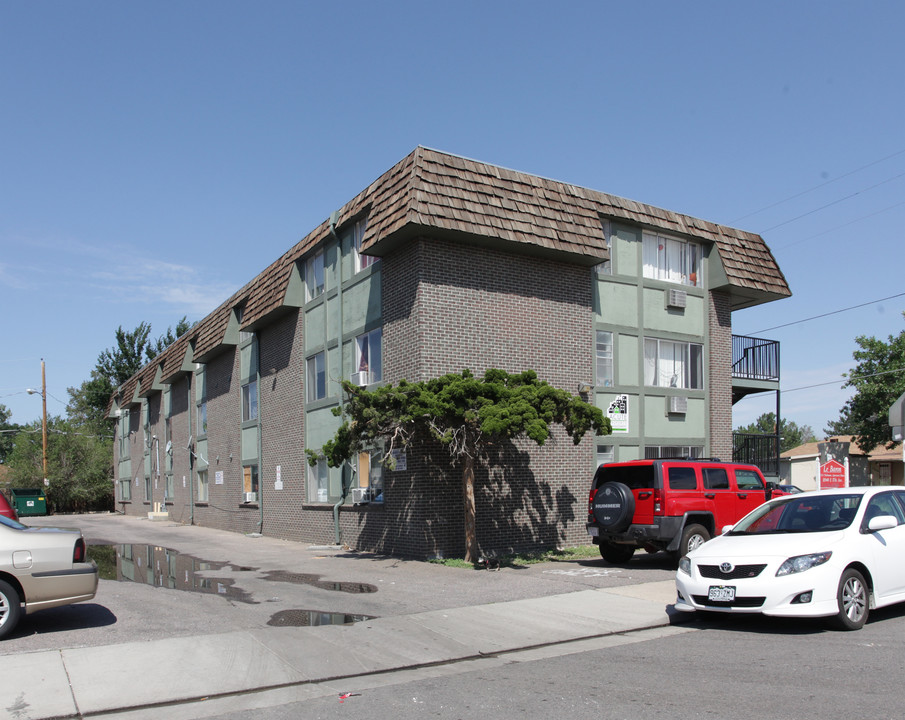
[2,1,903,437]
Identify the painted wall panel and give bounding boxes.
[595,280,638,326]
[642,286,705,335]
[642,395,706,438]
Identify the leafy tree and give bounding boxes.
[825,315,905,452]
[97,322,153,387]
[310,369,611,562]
[0,403,18,464]
[146,316,193,361]
[734,412,816,453]
[6,416,113,512]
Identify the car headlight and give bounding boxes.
[776,552,832,576]
[678,557,691,575]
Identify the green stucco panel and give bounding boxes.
[617,333,639,386]
[241,425,258,463]
[642,286,705,335]
[595,280,638,326]
[641,395,706,438]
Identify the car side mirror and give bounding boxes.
[721,524,734,535]
[867,515,898,532]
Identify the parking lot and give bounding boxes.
[2,512,677,655]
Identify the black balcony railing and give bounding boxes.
[732,335,780,382]
[732,433,780,477]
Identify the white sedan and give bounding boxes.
[675,486,905,630]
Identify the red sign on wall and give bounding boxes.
[819,459,847,489]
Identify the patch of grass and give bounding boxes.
[428,544,600,569]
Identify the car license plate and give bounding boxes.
[708,585,736,602]
[587,526,599,537]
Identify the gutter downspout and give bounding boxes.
[329,210,349,545]
[256,335,264,535]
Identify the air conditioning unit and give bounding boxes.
[667,396,688,414]
[243,492,257,503]
[666,288,687,309]
[350,371,372,387]
[351,487,370,505]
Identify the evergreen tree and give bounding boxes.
[310,369,610,562]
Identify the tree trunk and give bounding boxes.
[462,455,478,563]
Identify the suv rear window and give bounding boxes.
[735,469,765,489]
[595,464,655,490]
[703,467,729,489]
[668,467,697,489]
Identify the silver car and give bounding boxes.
[0,515,98,639]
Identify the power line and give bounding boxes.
[772,199,905,251]
[749,292,905,334]
[780,366,905,395]
[731,147,905,224]
[758,170,905,233]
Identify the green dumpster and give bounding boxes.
[10,488,47,516]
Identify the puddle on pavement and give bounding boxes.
[267,610,374,627]
[261,570,377,594]
[87,543,378,606]
[87,543,258,603]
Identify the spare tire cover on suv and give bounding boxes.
[592,482,635,532]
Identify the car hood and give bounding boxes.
[688,530,847,561]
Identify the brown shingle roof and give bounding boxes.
[113,146,791,396]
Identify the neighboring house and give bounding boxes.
[108,147,790,558]
[780,436,905,490]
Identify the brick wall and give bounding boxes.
[374,237,597,556]
[708,290,733,461]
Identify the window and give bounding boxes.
[243,465,259,495]
[668,467,698,490]
[308,457,329,503]
[352,218,377,272]
[357,450,384,503]
[645,446,703,459]
[596,331,614,387]
[307,352,326,402]
[306,250,325,301]
[735,469,764,490]
[197,469,209,502]
[596,445,615,468]
[118,410,130,459]
[144,475,152,502]
[198,400,208,435]
[355,328,382,384]
[165,474,174,501]
[119,477,131,501]
[242,379,259,422]
[642,232,700,287]
[703,467,729,489]
[643,338,703,389]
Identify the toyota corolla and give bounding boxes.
[675,486,905,630]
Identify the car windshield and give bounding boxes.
[0,514,27,530]
[729,494,862,535]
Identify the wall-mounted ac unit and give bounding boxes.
[666,288,687,309]
[350,371,372,387]
[351,487,370,505]
[667,396,688,414]
[243,492,257,503]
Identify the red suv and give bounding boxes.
[587,458,778,563]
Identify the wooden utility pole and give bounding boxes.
[40,358,48,484]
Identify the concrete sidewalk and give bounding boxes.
[1,580,681,719]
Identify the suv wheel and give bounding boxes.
[591,482,635,532]
[599,541,635,564]
[678,523,710,557]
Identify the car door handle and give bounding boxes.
[637,492,652,499]
[737,493,748,498]
[704,493,715,499]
